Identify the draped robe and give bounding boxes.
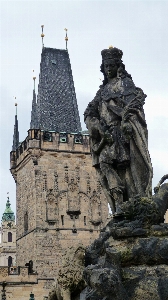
[84,75,153,211]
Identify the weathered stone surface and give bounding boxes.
[83,187,168,299]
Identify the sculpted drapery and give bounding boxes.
[84,47,152,214]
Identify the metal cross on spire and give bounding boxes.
[64,28,68,50]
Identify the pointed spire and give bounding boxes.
[12,101,19,151]
[2,196,15,222]
[30,72,38,129]
[30,89,38,129]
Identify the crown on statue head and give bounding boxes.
[101,47,123,61]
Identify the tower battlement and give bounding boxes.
[10,130,90,176]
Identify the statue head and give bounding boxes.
[100,47,131,85]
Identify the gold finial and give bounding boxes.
[109,45,114,49]
[64,28,68,50]
[32,70,36,91]
[13,98,17,115]
[41,25,45,49]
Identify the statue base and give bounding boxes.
[83,184,168,300]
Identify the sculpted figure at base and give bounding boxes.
[154,174,168,193]
[84,47,153,214]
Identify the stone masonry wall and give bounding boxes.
[0,266,54,299]
[11,130,108,278]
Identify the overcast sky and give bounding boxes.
[0,0,168,218]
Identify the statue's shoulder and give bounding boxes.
[122,76,135,89]
[95,86,104,99]
[84,87,102,120]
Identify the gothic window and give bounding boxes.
[84,216,86,226]
[8,256,12,267]
[46,191,58,221]
[24,212,28,232]
[8,232,12,242]
[61,215,64,226]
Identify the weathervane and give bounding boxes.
[41,25,45,49]
[64,28,68,50]
[33,70,36,91]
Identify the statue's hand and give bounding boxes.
[104,131,113,145]
[122,122,132,139]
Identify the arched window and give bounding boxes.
[8,232,12,242]
[24,212,28,232]
[8,256,12,267]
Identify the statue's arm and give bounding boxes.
[84,90,104,153]
[85,116,104,154]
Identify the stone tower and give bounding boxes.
[10,46,108,278]
[0,197,16,267]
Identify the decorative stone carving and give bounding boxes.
[54,171,59,192]
[46,189,58,222]
[48,245,86,300]
[28,149,41,165]
[90,190,102,225]
[0,268,8,278]
[66,179,81,217]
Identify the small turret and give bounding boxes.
[2,197,15,222]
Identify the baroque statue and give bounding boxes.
[84,46,153,214]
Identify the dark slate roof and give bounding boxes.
[12,114,19,151]
[30,47,81,132]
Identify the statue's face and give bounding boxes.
[104,59,118,79]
